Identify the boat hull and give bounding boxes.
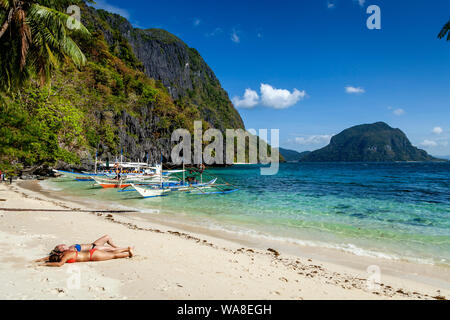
[98,183,131,189]
[92,177,132,189]
[75,177,95,182]
[131,184,170,198]
[131,178,220,198]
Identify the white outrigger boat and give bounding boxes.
[53,161,153,182]
[130,184,172,198]
[131,178,218,198]
[129,163,238,198]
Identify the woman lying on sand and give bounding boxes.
[39,247,134,267]
[34,235,132,264]
[54,234,126,253]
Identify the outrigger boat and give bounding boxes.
[130,178,237,198]
[91,164,182,189]
[54,161,181,183]
[53,170,107,182]
[130,184,172,198]
[130,178,218,198]
[92,174,178,189]
[129,163,238,198]
[92,176,131,189]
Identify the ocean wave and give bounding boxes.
[195,221,438,265]
[38,180,62,192]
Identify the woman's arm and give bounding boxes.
[41,252,72,267]
[43,261,64,267]
[33,256,50,263]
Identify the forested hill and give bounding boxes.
[300,122,443,162]
[0,1,244,175]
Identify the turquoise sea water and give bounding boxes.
[43,162,450,266]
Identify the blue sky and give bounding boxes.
[92,0,450,156]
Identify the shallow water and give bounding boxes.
[43,162,450,267]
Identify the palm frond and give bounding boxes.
[28,3,90,37]
[45,42,58,66]
[438,21,450,41]
[30,21,61,49]
[1,1,90,91]
[60,35,86,67]
[27,3,89,73]
[0,0,9,10]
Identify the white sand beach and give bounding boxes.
[0,181,448,300]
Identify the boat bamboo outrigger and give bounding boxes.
[129,163,238,198]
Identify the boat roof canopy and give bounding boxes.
[98,162,152,169]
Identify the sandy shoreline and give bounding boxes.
[0,181,448,300]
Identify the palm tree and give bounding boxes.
[438,21,450,41]
[0,0,90,91]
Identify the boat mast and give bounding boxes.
[160,153,163,189]
[95,150,98,174]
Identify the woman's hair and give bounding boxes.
[49,250,62,262]
[54,244,66,252]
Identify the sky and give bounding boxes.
[92,0,450,156]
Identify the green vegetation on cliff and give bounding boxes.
[0,2,245,174]
[0,30,198,173]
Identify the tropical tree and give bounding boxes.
[438,21,450,41]
[0,0,90,91]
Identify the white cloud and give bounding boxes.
[232,89,259,109]
[293,135,334,146]
[327,1,336,9]
[421,140,438,148]
[193,18,201,27]
[393,108,405,116]
[92,0,130,19]
[260,84,306,109]
[432,127,443,134]
[233,84,307,109]
[345,86,365,94]
[231,29,240,43]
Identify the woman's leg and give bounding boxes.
[90,247,133,262]
[93,245,130,252]
[92,235,119,248]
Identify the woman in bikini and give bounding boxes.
[40,247,134,267]
[34,235,130,263]
[54,234,125,253]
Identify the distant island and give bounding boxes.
[292,122,445,162]
[278,148,310,162]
